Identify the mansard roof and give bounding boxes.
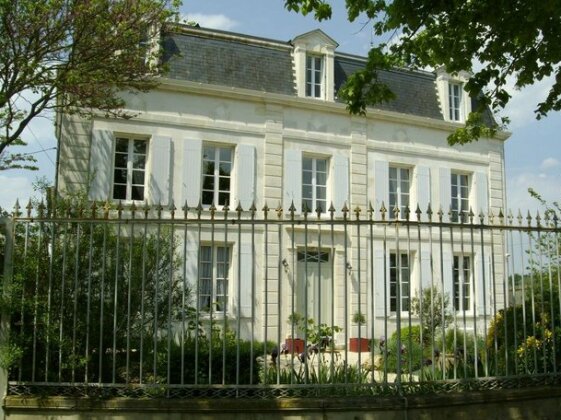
[162,25,494,125]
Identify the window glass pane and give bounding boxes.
[131,186,144,201]
[316,186,326,200]
[202,175,214,191]
[302,199,313,212]
[114,153,128,168]
[202,161,214,175]
[314,84,321,97]
[219,176,230,191]
[133,140,146,154]
[202,191,213,205]
[303,157,312,171]
[218,192,229,206]
[302,185,313,200]
[316,159,327,172]
[113,185,126,200]
[133,154,146,169]
[389,178,397,194]
[132,170,145,184]
[302,171,312,185]
[220,148,232,162]
[114,169,127,184]
[316,171,327,186]
[203,147,214,160]
[219,162,231,175]
[115,138,128,152]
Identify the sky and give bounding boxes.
[1,0,560,215]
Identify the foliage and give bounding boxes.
[410,286,452,344]
[381,326,424,374]
[284,0,561,143]
[1,198,194,382]
[352,311,366,325]
[287,312,342,349]
[0,0,181,169]
[487,273,561,375]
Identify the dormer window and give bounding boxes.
[306,55,324,98]
[448,82,463,121]
[436,68,471,123]
[292,29,338,102]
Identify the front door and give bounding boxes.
[296,249,333,325]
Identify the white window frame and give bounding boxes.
[451,172,470,222]
[390,252,411,313]
[201,145,233,207]
[305,54,324,99]
[302,156,328,213]
[112,136,148,202]
[389,166,410,220]
[199,245,231,314]
[448,82,463,121]
[453,255,472,312]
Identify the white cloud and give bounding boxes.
[506,170,561,213]
[502,75,554,129]
[181,13,238,31]
[540,157,560,171]
[0,175,36,212]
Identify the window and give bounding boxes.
[112,137,147,201]
[305,55,323,98]
[448,83,462,121]
[389,167,410,219]
[390,253,410,312]
[451,172,469,222]
[202,146,232,206]
[453,255,471,311]
[302,157,328,213]
[199,246,230,313]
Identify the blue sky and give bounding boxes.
[1,0,560,214]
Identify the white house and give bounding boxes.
[55,25,510,345]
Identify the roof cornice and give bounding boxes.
[157,78,511,141]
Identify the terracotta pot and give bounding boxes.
[285,338,305,354]
[349,337,370,352]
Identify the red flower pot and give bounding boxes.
[349,337,370,352]
[285,338,305,354]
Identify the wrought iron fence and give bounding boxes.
[1,199,560,399]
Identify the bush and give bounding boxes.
[381,326,424,373]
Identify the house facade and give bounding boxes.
[55,25,509,345]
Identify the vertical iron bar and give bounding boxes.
[98,222,108,384]
[479,216,489,377]
[449,218,457,380]
[139,218,148,384]
[71,222,81,383]
[59,220,69,382]
[112,220,122,384]
[167,219,175,390]
[84,222,94,384]
[125,216,135,384]
[44,221,55,382]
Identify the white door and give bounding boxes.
[296,249,333,325]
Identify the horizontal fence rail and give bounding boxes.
[1,200,560,399]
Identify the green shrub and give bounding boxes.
[381,327,424,374]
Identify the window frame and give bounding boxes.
[305,54,324,99]
[451,172,470,223]
[201,144,233,207]
[453,255,472,312]
[302,156,329,213]
[389,166,411,220]
[448,82,463,122]
[198,245,231,314]
[390,252,411,313]
[111,136,148,202]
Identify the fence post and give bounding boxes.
[0,217,14,420]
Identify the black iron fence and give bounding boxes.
[0,200,560,398]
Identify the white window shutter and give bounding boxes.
[416,166,431,219]
[332,154,349,215]
[374,249,386,317]
[149,136,171,206]
[374,160,389,215]
[239,240,253,317]
[475,171,489,216]
[185,233,199,291]
[284,149,302,213]
[475,252,491,316]
[442,250,453,306]
[89,129,114,201]
[439,167,451,221]
[420,251,432,290]
[236,144,256,210]
[182,139,202,208]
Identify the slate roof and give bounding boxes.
[162,26,495,125]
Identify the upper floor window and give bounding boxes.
[453,255,471,311]
[306,55,323,98]
[390,253,410,313]
[302,156,328,213]
[451,172,469,222]
[389,167,410,219]
[202,145,232,206]
[448,82,463,121]
[112,136,147,201]
[199,245,230,313]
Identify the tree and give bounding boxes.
[0,0,181,170]
[284,0,561,144]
